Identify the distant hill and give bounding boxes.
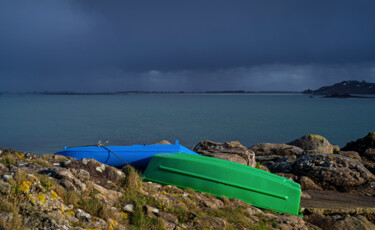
[303,80,375,95]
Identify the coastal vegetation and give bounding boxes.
[0,132,374,229]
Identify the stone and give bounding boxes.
[144,205,159,217]
[124,203,134,212]
[250,143,304,156]
[92,182,122,206]
[75,169,90,182]
[156,211,178,225]
[96,164,106,173]
[156,140,172,144]
[81,158,89,164]
[342,132,375,155]
[246,206,263,215]
[61,160,72,167]
[288,134,335,154]
[75,209,91,222]
[189,216,227,229]
[293,154,375,191]
[298,176,322,190]
[268,155,297,173]
[194,140,256,167]
[2,174,12,182]
[0,162,7,173]
[339,151,362,161]
[333,215,375,230]
[0,181,12,195]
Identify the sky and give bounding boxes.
[1,0,375,92]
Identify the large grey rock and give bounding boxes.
[292,154,375,191]
[288,134,335,154]
[250,143,304,156]
[194,140,256,167]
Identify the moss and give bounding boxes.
[306,134,326,142]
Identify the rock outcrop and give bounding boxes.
[288,134,338,154]
[250,143,304,156]
[292,154,375,192]
[1,132,375,229]
[194,140,256,167]
[342,132,375,175]
[0,147,309,229]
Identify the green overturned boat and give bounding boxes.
[143,153,302,216]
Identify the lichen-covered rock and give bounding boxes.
[292,154,375,191]
[250,143,304,156]
[0,181,12,195]
[288,134,335,154]
[194,140,256,167]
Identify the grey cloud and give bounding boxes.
[1,0,375,92]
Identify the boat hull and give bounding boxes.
[54,143,198,168]
[143,153,302,216]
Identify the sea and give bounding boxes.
[0,94,374,154]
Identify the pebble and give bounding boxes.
[82,158,88,164]
[62,160,72,167]
[124,203,134,212]
[116,170,124,176]
[75,209,91,221]
[2,175,12,182]
[96,164,106,173]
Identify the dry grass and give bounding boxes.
[1,154,17,166]
[0,212,24,230]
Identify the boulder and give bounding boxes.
[292,154,375,191]
[0,181,12,195]
[250,143,304,156]
[342,132,375,175]
[342,132,375,155]
[267,155,297,173]
[298,176,322,190]
[332,215,375,230]
[155,140,172,144]
[288,134,335,154]
[194,140,256,167]
[339,151,362,161]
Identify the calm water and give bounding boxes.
[0,94,374,154]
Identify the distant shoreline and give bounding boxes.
[0,91,302,95]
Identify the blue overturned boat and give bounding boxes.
[54,140,198,168]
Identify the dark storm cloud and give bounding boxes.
[1,0,375,91]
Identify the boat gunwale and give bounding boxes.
[154,153,300,189]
